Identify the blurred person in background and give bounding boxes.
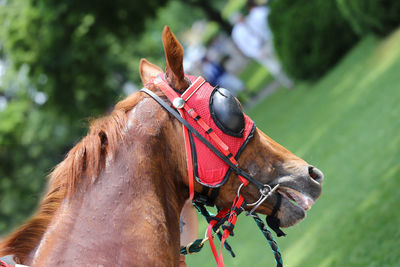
[231,0,293,88]
[201,55,246,96]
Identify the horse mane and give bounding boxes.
[0,91,147,264]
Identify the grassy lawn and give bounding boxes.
[239,60,274,93]
[187,28,400,266]
[237,60,274,103]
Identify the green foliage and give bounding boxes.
[1,0,168,119]
[0,0,170,234]
[268,0,359,81]
[336,0,400,36]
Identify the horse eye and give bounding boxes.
[209,87,245,137]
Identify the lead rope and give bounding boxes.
[180,202,236,257]
[180,203,284,267]
[250,213,283,267]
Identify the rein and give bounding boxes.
[141,75,285,266]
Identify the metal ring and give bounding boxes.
[247,186,271,206]
[199,238,208,247]
[185,241,195,255]
[185,227,221,255]
[237,183,244,197]
[237,183,280,210]
[237,183,271,206]
[247,184,280,215]
[260,184,272,196]
[199,228,220,247]
[247,194,265,206]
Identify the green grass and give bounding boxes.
[237,60,274,103]
[239,60,274,93]
[187,28,400,266]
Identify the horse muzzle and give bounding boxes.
[267,165,324,228]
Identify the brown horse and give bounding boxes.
[0,26,323,266]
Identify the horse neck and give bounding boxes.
[32,106,188,266]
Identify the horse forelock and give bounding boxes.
[0,91,148,264]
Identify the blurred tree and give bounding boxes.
[268,0,359,81]
[1,0,170,119]
[336,0,400,37]
[0,0,171,234]
[180,0,232,34]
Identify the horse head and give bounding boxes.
[0,26,323,266]
[141,26,323,228]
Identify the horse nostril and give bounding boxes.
[308,166,324,183]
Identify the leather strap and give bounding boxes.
[181,76,206,101]
[182,122,195,200]
[207,208,230,264]
[266,194,286,237]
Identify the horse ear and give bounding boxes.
[162,25,190,92]
[139,58,163,86]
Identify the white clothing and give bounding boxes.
[231,22,263,59]
[231,6,293,88]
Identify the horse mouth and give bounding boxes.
[267,174,321,228]
[277,186,314,211]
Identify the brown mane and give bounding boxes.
[0,92,146,263]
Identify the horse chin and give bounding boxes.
[276,197,307,228]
